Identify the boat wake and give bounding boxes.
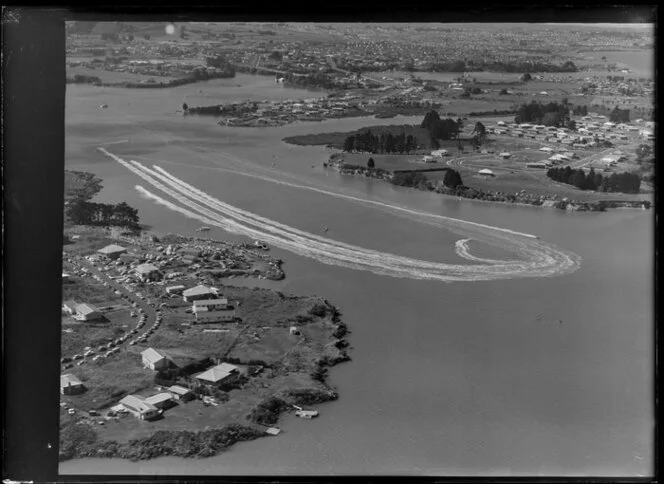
[99,148,581,282]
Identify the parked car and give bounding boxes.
[73,354,83,360]
[68,409,76,415]
[61,357,72,364]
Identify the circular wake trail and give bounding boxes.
[99,148,581,282]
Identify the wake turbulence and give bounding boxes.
[99,148,581,282]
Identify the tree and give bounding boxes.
[471,122,487,145]
[367,158,375,169]
[499,88,509,95]
[182,102,188,111]
[343,136,355,153]
[521,72,532,82]
[443,169,463,188]
[542,112,562,127]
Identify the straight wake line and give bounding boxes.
[98,148,581,282]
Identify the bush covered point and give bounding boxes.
[61,424,265,461]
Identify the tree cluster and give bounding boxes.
[572,105,589,116]
[66,200,140,229]
[390,171,430,190]
[547,166,641,193]
[514,100,572,127]
[420,110,461,140]
[343,129,417,154]
[609,106,630,123]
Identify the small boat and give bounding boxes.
[253,240,269,250]
[323,227,329,233]
[295,409,319,419]
[265,427,281,436]
[99,104,108,109]
[196,226,211,232]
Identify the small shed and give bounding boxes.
[167,385,195,401]
[141,348,173,371]
[478,169,496,177]
[97,244,127,260]
[75,303,102,321]
[61,374,85,395]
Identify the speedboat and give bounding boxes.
[196,226,211,232]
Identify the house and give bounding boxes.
[97,244,128,260]
[194,309,235,324]
[498,152,512,159]
[539,147,554,153]
[61,374,85,395]
[166,285,186,295]
[119,395,162,420]
[183,285,219,302]
[194,363,239,387]
[423,155,436,163]
[478,169,495,177]
[431,149,448,158]
[289,326,301,335]
[75,303,102,321]
[526,162,548,169]
[144,392,176,410]
[167,385,194,401]
[134,263,161,282]
[193,298,229,313]
[141,348,174,371]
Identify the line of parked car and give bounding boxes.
[62,255,161,369]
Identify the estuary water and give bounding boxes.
[60,80,653,476]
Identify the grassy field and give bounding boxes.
[61,310,131,357]
[338,153,448,172]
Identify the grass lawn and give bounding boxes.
[62,352,155,411]
[339,153,447,172]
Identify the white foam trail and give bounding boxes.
[152,154,539,240]
[99,148,581,282]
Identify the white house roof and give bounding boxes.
[98,244,127,255]
[498,152,512,157]
[144,392,174,406]
[195,363,238,383]
[76,303,99,315]
[141,347,167,364]
[193,298,228,307]
[166,285,186,291]
[61,374,83,388]
[168,385,192,396]
[135,263,160,274]
[183,285,218,297]
[120,395,158,413]
[539,147,554,152]
[478,169,495,175]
